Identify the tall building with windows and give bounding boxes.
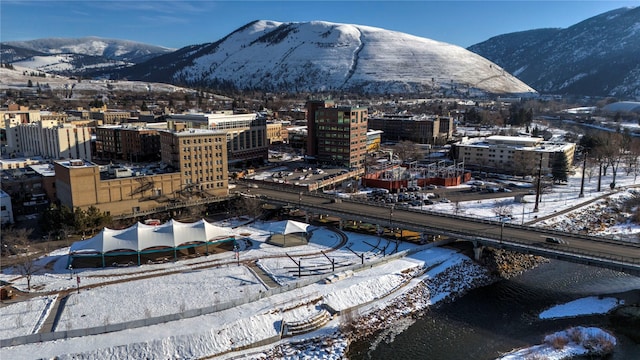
[306,100,368,169]
[160,129,228,198]
[167,112,267,167]
[54,129,229,217]
[13,121,92,161]
[452,135,576,175]
[368,113,453,145]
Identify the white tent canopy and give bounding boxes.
[267,220,310,235]
[70,219,233,254]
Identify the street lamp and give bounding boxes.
[500,219,505,244]
[298,191,302,209]
[389,205,394,239]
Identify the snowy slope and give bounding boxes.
[2,37,174,63]
[468,6,640,98]
[120,20,536,95]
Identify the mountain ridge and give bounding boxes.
[108,20,535,96]
[468,7,640,98]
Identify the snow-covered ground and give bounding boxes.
[2,156,639,359]
[498,326,617,360]
[0,65,211,99]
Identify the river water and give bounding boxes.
[348,260,640,359]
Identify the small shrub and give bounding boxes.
[546,334,569,349]
[567,327,584,343]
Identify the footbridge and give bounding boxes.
[243,184,640,277]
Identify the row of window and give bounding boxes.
[182,161,224,168]
[182,172,225,180]
[183,180,226,189]
[182,153,224,160]
[181,137,223,145]
[182,145,224,151]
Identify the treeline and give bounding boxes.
[39,204,112,239]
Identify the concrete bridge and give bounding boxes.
[244,183,640,277]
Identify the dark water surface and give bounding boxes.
[349,260,640,359]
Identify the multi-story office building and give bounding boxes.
[452,135,576,175]
[96,125,162,162]
[306,100,368,169]
[368,113,454,145]
[167,112,267,167]
[55,129,229,216]
[160,129,228,198]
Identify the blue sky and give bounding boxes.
[2,1,638,49]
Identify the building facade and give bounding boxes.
[54,159,183,216]
[0,190,14,225]
[55,129,229,217]
[160,129,229,198]
[12,121,92,161]
[167,112,267,167]
[452,135,576,175]
[368,113,454,145]
[306,100,368,169]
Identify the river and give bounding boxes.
[348,260,640,359]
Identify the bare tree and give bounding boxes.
[231,196,264,220]
[492,200,513,219]
[600,132,626,189]
[391,140,424,162]
[5,230,40,291]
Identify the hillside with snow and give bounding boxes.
[2,37,174,63]
[113,20,536,96]
[1,37,174,77]
[468,6,640,98]
[0,65,209,100]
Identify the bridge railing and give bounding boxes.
[246,180,640,248]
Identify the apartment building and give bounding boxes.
[306,100,368,169]
[11,121,92,161]
[2,105,43,153]
[452,135,576,175]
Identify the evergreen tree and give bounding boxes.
[551,152,569,183]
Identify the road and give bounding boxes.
[244,184,640,273]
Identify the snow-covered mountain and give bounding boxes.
[468,7,640,98]
[1,37,174,76]
[111,20,536,96]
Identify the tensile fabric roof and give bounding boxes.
[70,219,232,254]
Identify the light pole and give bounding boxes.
[389,205,394,238]
[534,153,543,212]
[500,219,505,244]
[298,191,302,209]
